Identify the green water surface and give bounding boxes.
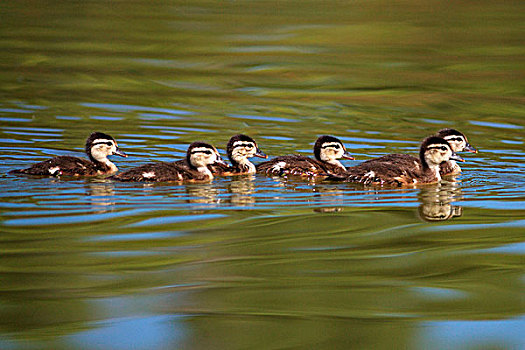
[0,1,524,349]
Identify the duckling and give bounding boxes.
[10,132,127,177]
[436,128,477,175]
[327,136,464,186]
[110,141,226,182]
[210,134,267,175]
[256,135,354,177]
[357,128,476,176]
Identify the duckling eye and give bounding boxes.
[246,144,253,149]
[440,146,447,151]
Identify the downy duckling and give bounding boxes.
[210,134,267,175]
[256,135,354,177]
[10,132,127,177]
[327,136,464,186]
[357,128,477,176]
[110,141,226,182]
[436,128,477,175]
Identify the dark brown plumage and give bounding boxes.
[327,136,464,186]
[256,135,354,177]
[10,132,127,177]
[110,141,226,182]
[356,128,477,177]
[210,134,267,175]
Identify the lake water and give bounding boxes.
[1,1,524,349]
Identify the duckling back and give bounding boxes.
[257,155,335,177]
[10,156,99,177]
[111,161,208,182]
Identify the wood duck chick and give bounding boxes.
[210,134,267,175]
[10,132,127,177]
[256,135,354,177]
[111,142,226,182]
[436,128,477,175]
[356,128,476,177]
[327,136,464,186]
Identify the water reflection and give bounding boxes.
[0,0,524,348]
[186,183,220,206]
[309,184,345,212]
[85,179,115,212]
[303,180,465,221]
[418,201,463,222]
[81,174,465,221]
[313,206,343,213]
[228,175,256,206]
[417,181,463,222]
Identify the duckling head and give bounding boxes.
[86,132,127,167]
[436,128,477,153]
[420,136,464,171]
[314,135,354,167]
[187,142,227,170]
[227,134,267,165]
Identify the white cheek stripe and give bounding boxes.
[233,141,255,148]
[322,142,342,149]
[92,139,115,145]
[190,148,219,165]
[191,147,214,153]
[443,135,464,141]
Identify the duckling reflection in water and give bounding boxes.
[418,203,463,222]
[310,184,345,209]
[417,182,463,222]
[313,207,343,213]
[186,183,220,205]
[228,175,256,206]
[85,179,116,213]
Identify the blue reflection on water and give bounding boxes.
[426,219,525,232]
[68,315,186,350]
[469,120,524,130]
[419,316,525,350]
